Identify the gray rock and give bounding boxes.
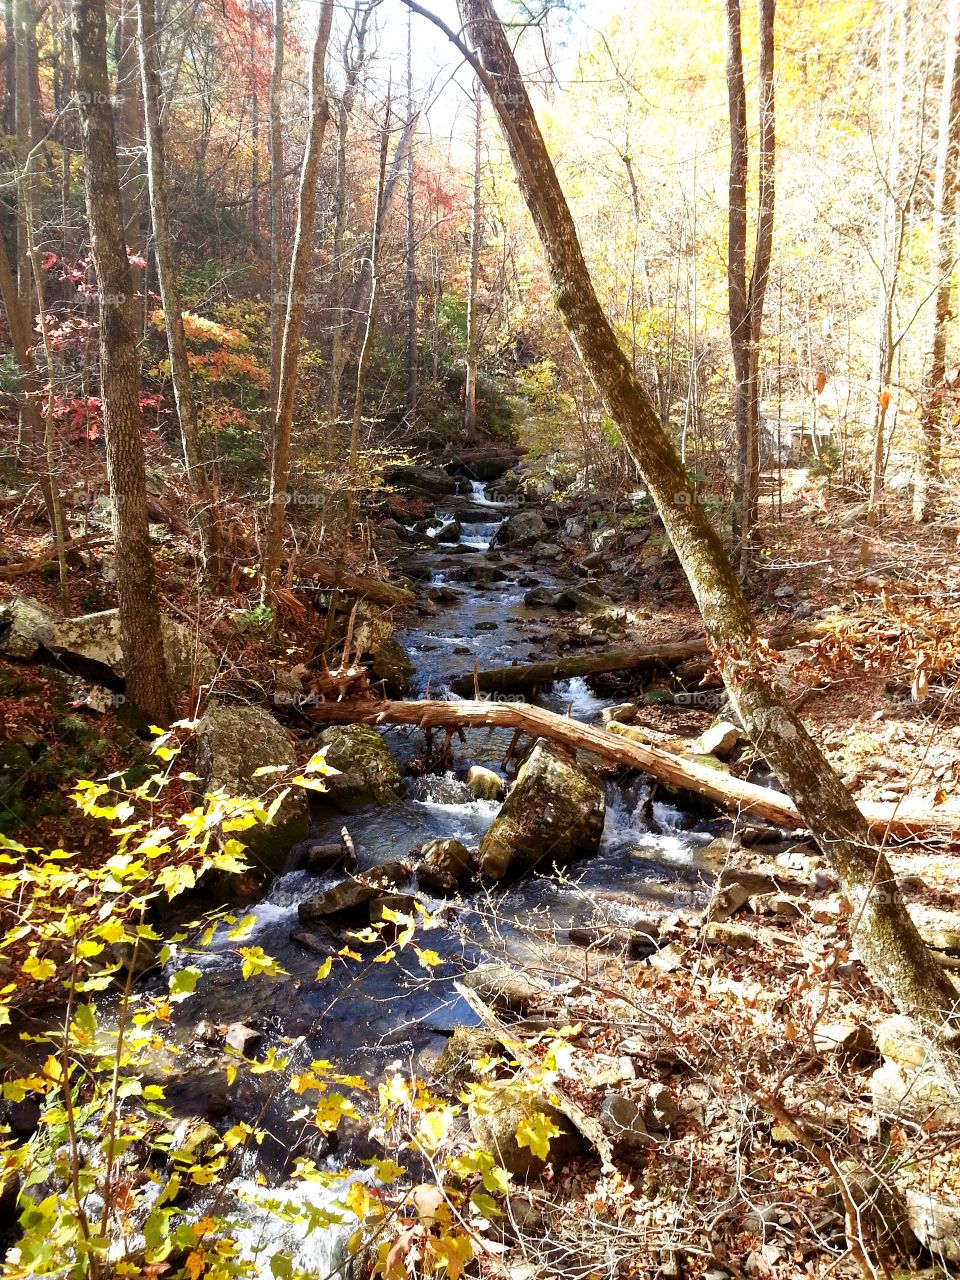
[298,863,408,921]
[383,464,457,496]
[875,1014,929,1070]
[477,740,605,880]
[599,1092,654,1159]
[523,587,559,607]
[466,765,506,801]
[408,774,474,805]
[315,725,404,812]
[468,1083,581,1176]
[370,635,416,695]
[48,607,216,692]
[901,1185,960,1262]
[461,963,544,1014]
[498,509,548,545]
[418,838,473,896]
[196,703,308,874]
[0,596,58,659]
[813,1021,875,1061]
[600,702,638,725]
[224,1023,261,1055]
[688,721,741,760]
[581,551,603,571]
[532,541,562,560]
[871,1062,960,1129]
[644,1083,680,1131]
[555,588,612,616]
[435,520,462,543]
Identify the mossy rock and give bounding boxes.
[196,702,308,876]
[316,725,404,812]
[435,1026,504,1087]
[477,740,604,880]
[468,1082,582,1177]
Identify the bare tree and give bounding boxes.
[261,0,335,599]
[464,77,482,441]
[73,0,171,723]
[137,0,222,578]
[268,0,285,413]
[914,0,960,522]
[404,0,960,1075]
[725,0,775,573]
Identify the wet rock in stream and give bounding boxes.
[478,739,605,880]
[314,724,405,811]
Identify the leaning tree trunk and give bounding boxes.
[261,0,334,599]
[137,0,222,578]
[914,0,960,523]
[73,0,171,724]
[410,0,960,1072]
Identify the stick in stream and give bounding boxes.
[305,697,960,842]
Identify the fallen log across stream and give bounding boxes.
[448,625,828,696]
[306,697,960,842]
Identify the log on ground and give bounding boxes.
[448,626,828,696]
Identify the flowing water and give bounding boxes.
[8,480,721,1272]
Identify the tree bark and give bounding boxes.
[328,0,370,424]
[448,625,827,697]
[137,0,222,578]
[261,0,335,599]
[268,0,285,416]
[464,78,482,441]
[405,0,960,1071]
[405,7,417,426]
[73,0,172,724]
[305,697,960,843]
[914,0,960,523]
[726,0,775,573]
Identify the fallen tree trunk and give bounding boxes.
[449,625,827,696]
[295,557,414,608]
[306,697,960,842]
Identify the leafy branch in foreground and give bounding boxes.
[0,730,572,1280]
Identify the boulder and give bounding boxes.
[599,1092,654,1160]
[875,1014,929,1070]
[417,838,473,896]
[600,702,638,726]
[435,520,461,544]
[298,863,408,921]
[467,765,506,801]
[555,589,612,616]
[468,1083,582,1177]
[688,722,741,760]
[477,740,605,880]
[434,1026,503,1087]
[315,725,404,812]
[196,703,308,873]
[456,564,509,586]
[523,586,559,608]
[383,464,457,496]
[0,596,58,659]
[370,636,416,695]
[461,963,544,1015]
[409,774,474,805]
[224,1023,261,1055]
[48,608,216,692]
[644,1082,680,1131]
[531,541,562,560]
[498,509,548,545]
[871,1062,960,1129]
[900,1183,960,1263]
[812,1021,875,1061]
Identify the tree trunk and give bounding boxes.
[448,625,827,697]
[914,0,960,523]
[13,0,36,459]
[72,0,172,724]
[268,0,285,416]
[407,0,960,1071]
[261,0,334,599]
[405,8,417,426]
[869,0,909,512]
[248,0,260,234]
[726,0,775,574]
[464,78,482,441]
[328,0,370,424]
[305,697,960,843]
[137,0,222,577]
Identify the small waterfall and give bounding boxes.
[461,520,502,550]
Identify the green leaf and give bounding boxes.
[168,966,202,997]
